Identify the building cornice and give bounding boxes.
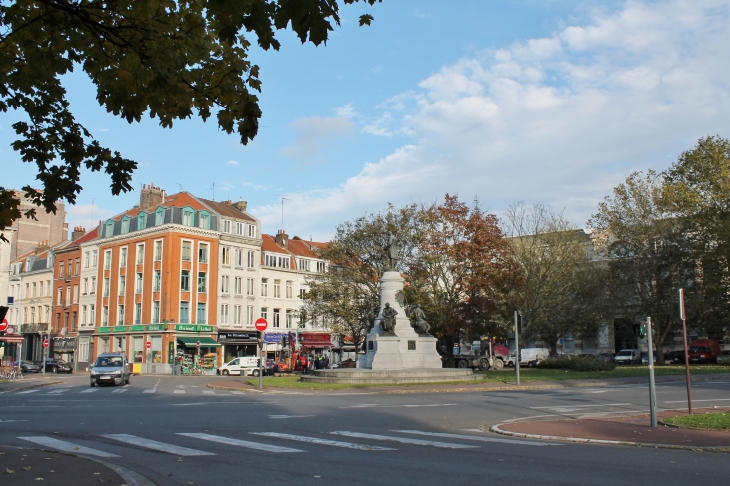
[97,224,220,246]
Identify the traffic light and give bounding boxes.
[639,323,646,337]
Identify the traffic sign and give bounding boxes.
[0,317,8,332]
[43,339,49,349]
[255,318,268,332]
[145,341,152,349]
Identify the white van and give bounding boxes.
[508,348,551,367]
[217,356,261,376]
[614,349,641,365]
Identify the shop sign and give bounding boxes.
[98,327,111,333]
[129,325,145,332]
[218,332,255,341]
[112,325,126,333]
[175,324,214,332]
[52,337,77,350]
[145,324,164,331]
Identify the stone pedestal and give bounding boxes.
[358,271,442,370]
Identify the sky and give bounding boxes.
[2,0,729,240]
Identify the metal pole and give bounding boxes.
[646,317,657,427]
[678,289,692,414]
[514,311,520,386]
[258,337,263,389]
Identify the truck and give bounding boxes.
[453,339,509,371]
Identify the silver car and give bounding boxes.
[90,353,131,387]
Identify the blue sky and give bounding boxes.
[2,0,729,239]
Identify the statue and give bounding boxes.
[363,307,378,334]
[385,231,400,270]
[381,303,398,334]
[409,304,431,335]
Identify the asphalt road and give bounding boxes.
[2,374,729,486]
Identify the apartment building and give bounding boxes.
[0,228,16,305]
[77,234,100,370]
[8,190,68,259]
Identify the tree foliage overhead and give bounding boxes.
[0,0,380,236]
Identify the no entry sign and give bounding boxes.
[145,341,152,349]
[0,317,8,332]
[255,318,268,332]
[43,339,49,349]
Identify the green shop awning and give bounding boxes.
[177,337,221,348]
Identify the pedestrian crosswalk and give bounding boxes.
[17,429,561,460]
[13,386,252,396]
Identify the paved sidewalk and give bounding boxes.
[207,372,730,395]
[492,408,730,451]
[0,376,64,394]
[0,446,127,485]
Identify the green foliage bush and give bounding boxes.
[537,357,616,372]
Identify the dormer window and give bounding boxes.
[155,207,165,225]
[182,208,194,226]
[105,220,114,238]
[121,216,130,234]
[198,211,210,229]
[138,212,147,229]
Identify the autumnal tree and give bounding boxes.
[0,0,380,238]
[503,202,603,354]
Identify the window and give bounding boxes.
[134,303,142,324]
[235,248,243,267]
[223,219,232,233]
[299,259,310,272]
[264,254,275,267]
[73,284,79,303]
[46,280,51,296]
[84,251,90,268]
[247,306,254,326]
[273,309,280,328]
[264,254,290,268]
[221,275,229,293]
[136,244,144,264]
[121,217,130,234]
[132,336,144,363]
[68,259,73,276]
[221,246,230,265]
[181,270,190,291]
[236,222,244,235]
[234,305,242,325]
[103,278,110,296]
[32,282,36,297]
[199,212,210,229]
[274,279,281,298]
[89,304,95,325]
[102,306,108,326]
[75,258,80,275]
[25,283,29,298]
[118,305,125,324]
[138,212,147,229]
[198,243,208,263]
[105,221,114,237]
[82,278,88,294]
[198,272,207,292]
[119,275,125,296]
[136,273,143,294]
[64,312,69,330]
[59,261,64,278]
[286,309,294,329]
[246,278,253,296]
[234,277,242,295]
[152,301,160,323]
[248,224,257,238]
[55,313,60,332]
[180,302,190,323]
[120,247,127,267]
[286,281,293,299]
[91,277,96,295]
[154,240,162,261]
[155,208,165,225]
[221,304,229,324]
[66,286,71,306]
[151,335,162,363]
[153,270,161,291]
[92,250,98,267]
[196,303,206,324]
[317,261,327,273]
[260,307,267,321]
[261,278,268,297]
[183,209,194,226]
[182,241,192,261]
[247,251,255,268]
[72,312,77,332]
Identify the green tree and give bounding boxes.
[0,0,380,237]
[504,202,602,354]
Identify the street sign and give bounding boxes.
[43,339,49,349]
[255,318,268,332]
[0,317,8,332]
[196,340,201,350]
[145,341,152,349]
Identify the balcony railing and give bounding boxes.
[22,322,49,333]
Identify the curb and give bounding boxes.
[88,458,158,486]
[0,379,65,394]
[207,383,262,393]
[486,423,730,453]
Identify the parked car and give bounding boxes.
[90,353,130,386]
[217,356,263,376]
[577,353,595,359]
[666,350,685,364]
[14,360,42,373]
[44,358,73,374]
[596,353,615,362]
[688,339,722,364]
[614,349,641,365]
[717,350,730,364]
[641,351,657,364]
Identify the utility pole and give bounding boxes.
[645,317,657,427]
[678,288,692,414]
[514,311,520,386]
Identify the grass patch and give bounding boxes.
[663,412,730,430]
[242,365,729,389]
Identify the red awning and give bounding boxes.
[300,332,333,349]
[0,334,24,344]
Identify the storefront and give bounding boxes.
[217,332,258,362]
[52,337,77,366]
[0,334,24,365]
[175,336,221,373]
[21,322,49,362]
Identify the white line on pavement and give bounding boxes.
[20,436,119,457]
[664,398,730,403]
[330,431,478,449]
[80,389,98,393]
[530,403,631,409]
[16,390,39,394]
[180,433,304,453]
[102,434,215,456]
[174,390,185,394]
[251,432,395,451]
[202,391,215,395]
[47,389,69,394]
[268,415,315,419]
[230,391,245,395]
[393,430,560,446]
[111,389,128,394]
[143,389,156,394]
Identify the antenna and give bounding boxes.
[176,183,184,192]
[280,194,291,231]
[90,198,95,222]
[207,182,215,201]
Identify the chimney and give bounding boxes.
[140,183,166,211]
[34,241,50,255]
[72,226,85,241]
[275,229,288,248]
[232,200,247,212]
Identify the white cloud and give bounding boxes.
[66,203,115,234]
[335,103,358,119]
[261,0,730,239]
[226,160,239,166]
[278,116,354,158]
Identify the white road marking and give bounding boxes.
[174,390,185,394]
[393,430,560,446]
[179,433,303,453]
[230,391,245,395]
[340,403,457,409]
[330,431,478,449]
[202,390,215,395]
[530,403,631,410]
[664,398,730,403]
[20,436,119,457]
[102,434,214,456]
[80,389,98,393]
[268,415,315,419]
[0,419,28,422]
[111,389,128,394]
[143,389,156,394]
[47,389,69,394]
[251,432,395,450]
[16,390,39,394]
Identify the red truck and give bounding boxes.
[688,339,722,364]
